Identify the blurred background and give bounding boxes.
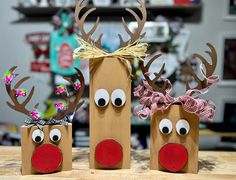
[0,0,236,150]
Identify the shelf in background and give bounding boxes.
[12,4,202,23]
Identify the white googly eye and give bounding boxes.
[94,89,109,107]
[159,119,173,135]
[111,89,126,107]
[176,119,190,136]
[32,129,44,143]
[50,129,61,142]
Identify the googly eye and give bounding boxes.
[176,119,190,136]
[50,129,61,142]
[94,89,109,107]
[159,119,173,135]
[111,89,126,107]
[32,129,44,143]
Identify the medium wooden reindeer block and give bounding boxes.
[89,58,131,169]
[3,66,85,175]
[134,43,219,173]
[150,105,199,173]
[73,0,148,169]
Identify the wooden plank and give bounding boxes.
[12,4,202,23]
[0,147,236,179]
[89,58,131,169]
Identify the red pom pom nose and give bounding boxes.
[95,139,123,168]
[159,143,188,172]
[32,144,62,173]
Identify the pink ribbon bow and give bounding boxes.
[134,75,219,122]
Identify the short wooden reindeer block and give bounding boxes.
[150,105,199,173]
[89,58,131,169]
[3,66,85,175]
[21,124,72,175]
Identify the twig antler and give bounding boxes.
[5,66,39,118]
[4,66,85,121]
[54,68,85,120]
[139,54,169,95]
[74,0,103,48]
[119,0,147,48]
[74,0,146,49]
[185,43,217,92]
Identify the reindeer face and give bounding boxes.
[21,124,72,175]
[90,58,131,169]
[150,105,199,173]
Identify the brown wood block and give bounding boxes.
[21,123,72,175]
[89,57,131,169]
[150,104,199,173]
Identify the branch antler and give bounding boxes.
[74,0,146,49]
[119,0,147,47]
[74,0,103,48]
[54,68,85,120]
[5,66,38,118]
[185,43,217,92]
[4,66,85,122]
[140,54,169,95]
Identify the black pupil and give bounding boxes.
[162,127,169,134]
[53,135,59,141]
[180,128,187,135]
[35,136,41,142]
[115,98,122,106]
[98,98,106,106]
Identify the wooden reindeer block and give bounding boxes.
[73,0,148,170]
[89,58,131,169]
[134,43,219,174]
[21,124,72,175]
[150,105,199,173]
[3,66,85,175]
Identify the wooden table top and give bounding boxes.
[0,146,236,179]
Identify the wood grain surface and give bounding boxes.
[0,147,236,179]
[89,58,131,169]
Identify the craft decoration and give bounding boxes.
[52,10,74,36]
[30,110,44,120]
[55,102,68,110]
[134,43,219,173]
[74,79,81,90]
[3,66,85,175]
[55,85,68,95]
[3,71,15,85]
[50,9,80,76]
[15,89,27,97]
[25,32,51,72]
[73,0,147,169]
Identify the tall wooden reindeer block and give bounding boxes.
[134,43,219,173]
[90,58,131,169]
[73,0,148,169]
[3,66,85,175]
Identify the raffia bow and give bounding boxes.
[73,36,149,61]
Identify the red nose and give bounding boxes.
[95,139,123,168]
[159,143,188,172]
[32,144,62,173]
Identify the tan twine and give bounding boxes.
[73,36,149,76]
